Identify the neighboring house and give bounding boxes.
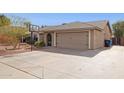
[30,20,112,50]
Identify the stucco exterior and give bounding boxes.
[41,29,105,50]
[94,30,104,49]
[31,20,112,50]
[104,23,112,40]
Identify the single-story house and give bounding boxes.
[30,20,112,50]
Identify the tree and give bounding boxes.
[0,26,28,49]
[8,15,30,46]
[112,21,124,38]
[9,16,31,27]
[0,15,30,49]
[0,14,11,26]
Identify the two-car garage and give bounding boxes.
[56,31,89,50]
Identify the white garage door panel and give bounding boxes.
[56,32,88,50]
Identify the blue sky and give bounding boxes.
[4,13,124,26]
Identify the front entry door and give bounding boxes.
[47,33,52,46]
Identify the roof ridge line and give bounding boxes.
[81,22,103,30]
[86,20,108,23]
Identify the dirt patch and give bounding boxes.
[0,44,31,56]
[0,49,31,56]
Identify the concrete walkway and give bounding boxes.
[0,46,124,79]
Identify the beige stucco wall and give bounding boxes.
[90,30,95,49]
[51,32,54,46]
[104,25,112,40]
[43,33,47,46]
[39,33,44,41]
[94,30,104,49]
[90,24,112,49]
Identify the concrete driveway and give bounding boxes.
[0,46,124,79]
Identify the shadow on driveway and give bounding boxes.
[35,47,112,57]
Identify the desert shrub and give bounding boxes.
[34,40,45,48]
[0,26,29,49]
[24,36,36,44]
[0,32,19,49]
[0,15,30,49]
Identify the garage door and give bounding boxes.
[56,32,88,50]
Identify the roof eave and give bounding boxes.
[41,27,102,32]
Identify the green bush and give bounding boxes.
[34,41,45,48]
[24,36,35,44]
